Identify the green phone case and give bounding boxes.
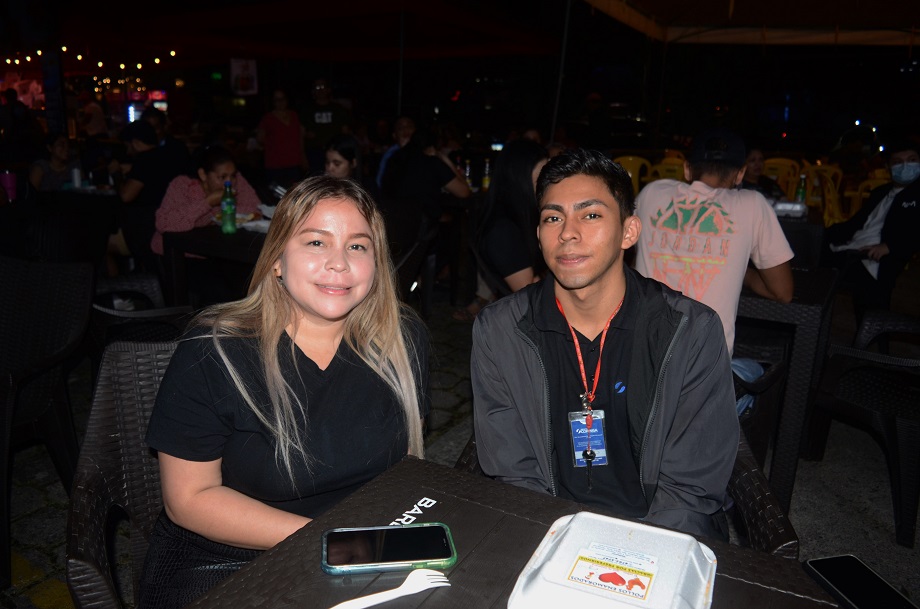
[321,522,457,575]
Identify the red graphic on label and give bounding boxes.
[599,571,626,586]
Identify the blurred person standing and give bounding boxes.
[300,78,351,173]
[257,88,306,190]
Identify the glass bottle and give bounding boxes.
[220,180,237,235]
[795,174,807,203]
[481,158,491,192]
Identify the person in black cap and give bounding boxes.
[633,127,793,371]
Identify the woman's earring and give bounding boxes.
[277,275,284,285]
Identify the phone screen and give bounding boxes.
[804,555,918,609]
[324,524,453,567]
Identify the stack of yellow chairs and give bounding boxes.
[613,156,651,195]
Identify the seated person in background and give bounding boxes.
[151,145,262,306]
[634,128,794,357]
[375,116,415,189]
[139,176,430,609]
[472,149,738,540]
[141,106,193,176]
[29,132,81,191]
[323,134,359,179]
[152,145,261,256]
[824,137,920,321]
[739,146,786,200]
[110,120,188,275]
[454,139,548,321]
[379,127,471,259]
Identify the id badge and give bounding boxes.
[567,410,607,467]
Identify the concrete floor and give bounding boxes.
[2,260,918,608]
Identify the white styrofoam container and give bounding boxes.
[508,512,716,609]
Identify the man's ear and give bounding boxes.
[622,215,641,249]
[735,166,747,186]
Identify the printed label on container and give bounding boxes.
[566,543,657,600]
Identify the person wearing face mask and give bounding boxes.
[825,138,920,320]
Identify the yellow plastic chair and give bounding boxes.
[813,164,844,192]
[647,162,686,182]
[613,155,651,195]
[662,149,686,161]
[844,178,890,217]
[869,168,891,180]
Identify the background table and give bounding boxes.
[162,225,266,305]
[736,266,838,514]
[188,458,838,609]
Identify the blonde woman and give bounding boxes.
[139,176,429,609]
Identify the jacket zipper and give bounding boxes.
[638,314,688,503]
[514,326,557,497]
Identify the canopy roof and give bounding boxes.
[585,0,920,45]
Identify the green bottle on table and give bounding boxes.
[220,180,237,234]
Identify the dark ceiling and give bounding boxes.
[7,0,564,70]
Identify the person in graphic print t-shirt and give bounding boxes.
[633,128,794,355]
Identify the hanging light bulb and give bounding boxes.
[61,46,67,52]
[77,54,83,60]
[98,61,103,67]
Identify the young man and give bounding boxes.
[634,128,794,354]
[471,149,738,540]
[825,139,920,319]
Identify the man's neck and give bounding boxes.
[697,173,736,189]
[553,272,627,340]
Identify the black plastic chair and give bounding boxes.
[455,432,799,559]
[66,341,177,608]
[813,309,920,548]
[0,255,95,588]
[735,359,789,472]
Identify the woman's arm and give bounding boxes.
[159,453,311,550]
[155,179,217,233]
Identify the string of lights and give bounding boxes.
[2,45,182,96]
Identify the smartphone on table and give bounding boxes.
[803,554,918,609]
[321,522,457,575]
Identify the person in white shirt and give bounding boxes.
[825,140,920,321]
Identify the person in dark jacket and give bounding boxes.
[825,138,920,320]
[471,149,738,541]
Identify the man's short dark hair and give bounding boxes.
[536,148,635,220]
[688,128,746,183]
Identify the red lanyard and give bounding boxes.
[555,295,625,411]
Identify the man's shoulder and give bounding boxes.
[475,285,536,335]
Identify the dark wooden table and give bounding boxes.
[188,458,838,609]
[162,225,266,305]
[737,266,838,515]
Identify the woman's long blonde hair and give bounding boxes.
[193,176,425,479]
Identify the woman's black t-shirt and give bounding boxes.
[146,319,430,519]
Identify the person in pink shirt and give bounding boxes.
[151,145,262,256]
[153,145,263,306]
